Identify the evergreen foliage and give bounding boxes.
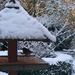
[1,42,8,51]
[18,62,73,75]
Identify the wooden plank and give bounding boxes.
[0,56,48,71]
[8,40,18,75]
[0,56,47,64]
[8,71,17,75]
[0,64,48,71]
[0,39,51,42]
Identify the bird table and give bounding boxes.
[0,0,56,75]
[0,39,49,75]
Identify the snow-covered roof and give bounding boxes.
[0,1,56,42]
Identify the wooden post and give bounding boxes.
[8,40,17,62]
[8,40,17,75]
[8,71,17,75]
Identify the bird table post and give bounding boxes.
[8,40,17,75]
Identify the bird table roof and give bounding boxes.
[0,1,56,42]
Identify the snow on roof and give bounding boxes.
[0,1,56,42]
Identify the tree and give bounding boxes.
[18,0,37,16]
[1,0,75,57]
[0,0,7,10]
[17,0,75,57]
[36,0,75,51]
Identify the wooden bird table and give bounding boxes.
[0,1,56,74]
[0,0,56,74]
[0,39,49,75]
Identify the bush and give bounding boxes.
[18,61,73,75]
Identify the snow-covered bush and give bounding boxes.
[19,0,75,57]
[18,61,73,75]
[36,0,75,51]
[1,0,75,57]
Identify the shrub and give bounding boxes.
[18,61,73,75]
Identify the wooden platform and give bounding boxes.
[0,39,50,42]
[0,56,49,71]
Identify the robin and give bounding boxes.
[22,48,33,56]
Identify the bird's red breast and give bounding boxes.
[22,48,33,56]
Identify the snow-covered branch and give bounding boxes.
[56,21,69,37]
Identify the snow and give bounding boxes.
[0,72,7,75]
[42,52,73,65]
[72,74,75,75]
[42,51,75,75]
[0,51,8,56]
[5,1,20,8]
[0,50,23,56]
[0,1,56,42]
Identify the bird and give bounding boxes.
[22,47,33,56]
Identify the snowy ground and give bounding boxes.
[0,50,75,75]
[42,52,73,65]
[0,72,8,75]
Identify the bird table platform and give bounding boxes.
[0,40,49,75]
[0,40,49,70]
[0,56,48,71]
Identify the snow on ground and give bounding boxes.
[0,72,7,75]
[0,50,23,56]
[42,52,74,65]
[0,1,56,42]
[0,51,8,56]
